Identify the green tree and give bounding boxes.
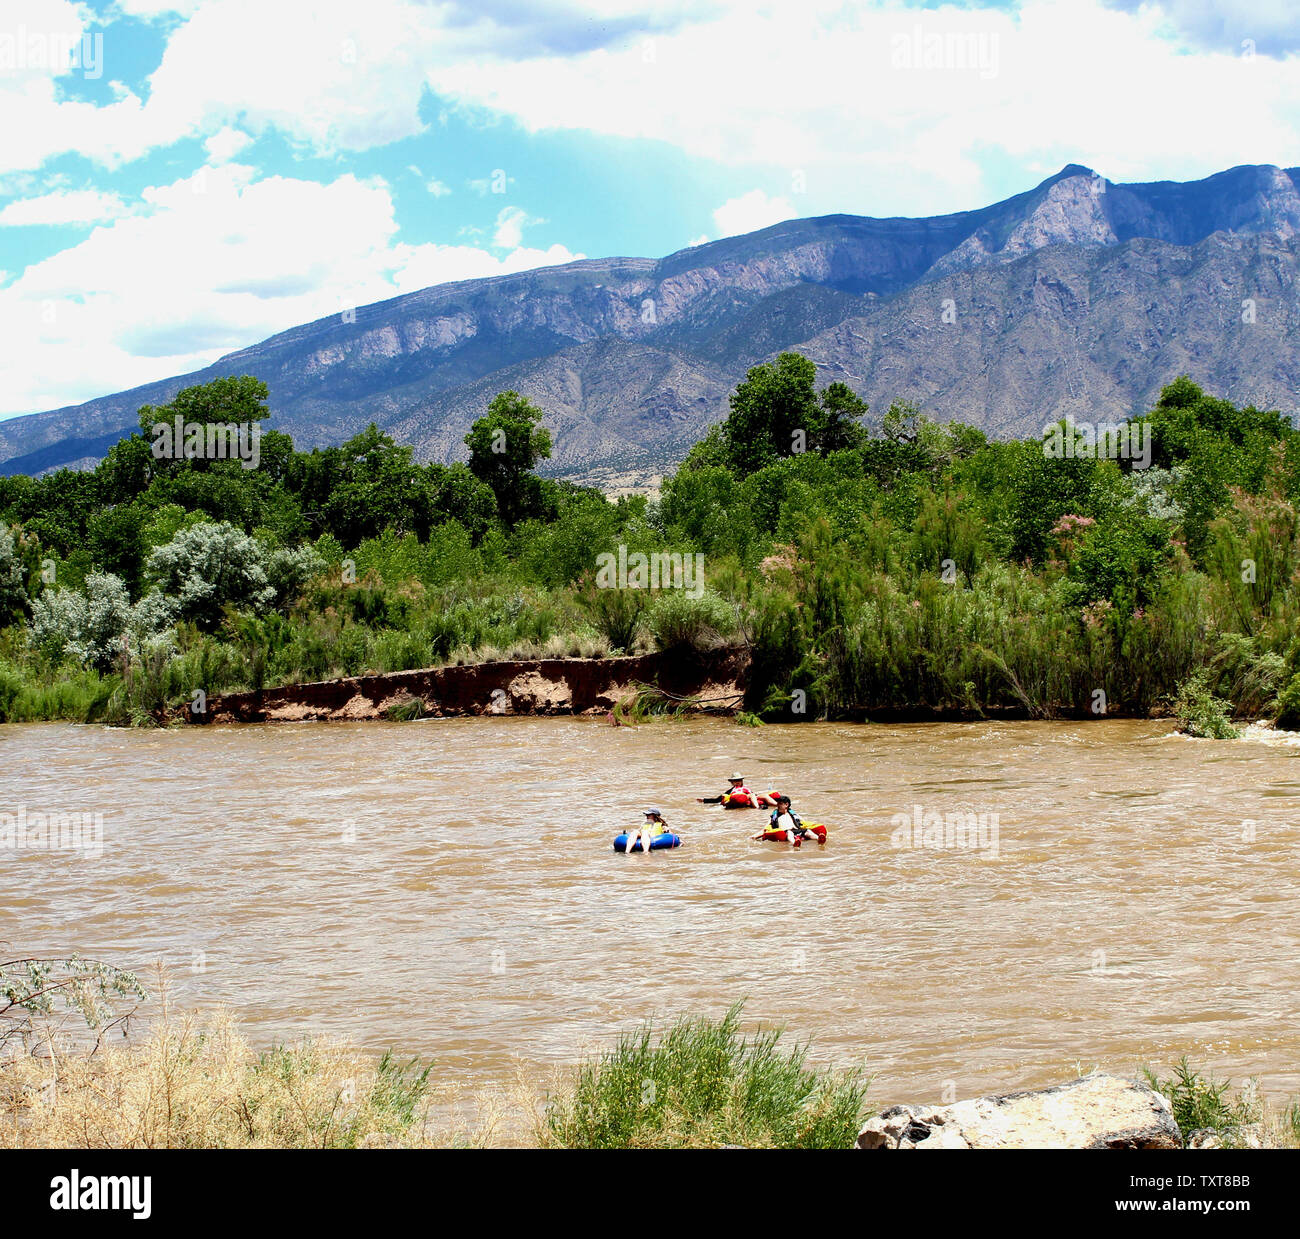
[465,391,552,527]
[0,526,28,628]
[717,353,871,472]
[87,503,149,597]
[319,425,425,546]
[1008,440,1101,564]
[722,353,820,471]
[814,382,871,454]
[426,462,497,541]
[137,374,272,439]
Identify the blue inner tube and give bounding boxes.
[613,832,682,853]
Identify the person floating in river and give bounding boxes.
[753,795,822,847]
[697,772,772,809]
[628,808,670,853]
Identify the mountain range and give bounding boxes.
[4,162,1299,487]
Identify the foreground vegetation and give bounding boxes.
[1,1009,437,1150]
[1140,1058,1300,1149]
[1,958,867,1148]
[3,963,1294,1148]
[541,1003,870,1149]
[4,358,1300,728]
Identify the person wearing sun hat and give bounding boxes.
[698,772,762,807]
[627,808,670,853]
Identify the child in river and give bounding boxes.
[752,795,821,847]
[627,808,670,853]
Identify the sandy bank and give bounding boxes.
[186,647,749,724]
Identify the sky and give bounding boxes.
[1,0,1299,420]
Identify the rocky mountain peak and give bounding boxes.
[4,163,1299,486]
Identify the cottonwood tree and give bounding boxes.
[721,353,869,471]
[465,391,552,527]
[0,526,27,628]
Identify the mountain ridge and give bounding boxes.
[4,162,1299,484]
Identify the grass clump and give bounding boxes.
[579,585,647,653]
[1143,1058,1259,1147]
[1172,668,1239,739]
[542,1003,870,1149]
[384,695,426,721]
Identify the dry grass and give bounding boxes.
[6,996,1294,1150]
[0,991,564,1149]
[0,1006,443,1149]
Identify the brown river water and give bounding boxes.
[4,717,1300,1111]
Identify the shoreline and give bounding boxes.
[185,647,749,724]
[178,646,1203,726]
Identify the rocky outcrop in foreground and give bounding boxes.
[857,1074,1181,1150]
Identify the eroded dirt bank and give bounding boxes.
[187,647,749,723]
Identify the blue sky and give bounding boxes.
[2,0,1299,418]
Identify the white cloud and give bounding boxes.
[0,164,582,416]
[0,0,445,175]
[0,0,91,85]
[390,241,582,294]
[5,0,1300,211]
[203,126,252,163]
[711,190,796,239]
[0,188,128,226]
[423,0,1300,215]
[0,2,176,175]
[111,1,206,16]
[1102,0,1300,55]
[491,205,542,249]
[426,178,452,198]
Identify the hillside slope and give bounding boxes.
[4,163,1298,484]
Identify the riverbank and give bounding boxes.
[176,644,1231,726]
[184,646,748,723]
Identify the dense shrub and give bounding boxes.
[1273,672,1300,731]
[646,590,737,655]
[148,522,275,630]
[1172,668,1239,739]
[0,526,27,627]
[1143,1059,1259,1148]
[30,573,133,672]
[543,1005,870,1149]
[579,585,646,652]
